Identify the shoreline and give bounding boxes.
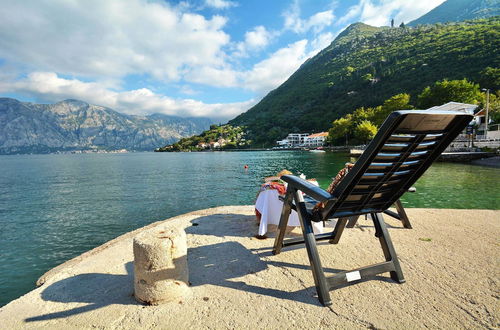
[0,206,498,329]
[471,155,500,168]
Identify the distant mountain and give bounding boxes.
[0,98,213,154]
[229,17,499,146]
[408,0,500,26]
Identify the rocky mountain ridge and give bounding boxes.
[0,98,212,154]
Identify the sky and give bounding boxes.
[0,0,446,121]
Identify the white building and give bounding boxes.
[276,133,309,148]
[302,132,329,148]
[276,139,290,148]
[286,133,309,147]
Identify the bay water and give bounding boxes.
[0,151,498,306]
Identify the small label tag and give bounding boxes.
[346,271,361,282]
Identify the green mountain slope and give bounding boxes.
[229,18,500,146]
[408,0,500,26]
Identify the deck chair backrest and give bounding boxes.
[322,110,472,219]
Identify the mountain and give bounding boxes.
[0,98,213,154]
[408,0,500,26]
[229,17,499,146]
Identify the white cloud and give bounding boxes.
[185,66,239,88]
[178,85,199,96]
[204,0,238,10]
[392,0,447,25]
[234,25,275,57]
[310,32,334,55]
[338,0,446,27]
[0,72,255,120]
[243,40,309,93]
[189,37,316,94]
[245,26,272,50]
[283,1,334,34]
[0,0,230,81]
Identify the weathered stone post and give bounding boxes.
[133,226,190,305]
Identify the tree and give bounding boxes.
[362,73,373,82]
[482,90,500,124]
[372,93,413,126]
[478,67,500,90]
[355,120,378,144]
[328,116,352,145]
[383,93,412,111]
[417,79,482,109]
[343,66,355,77]
[351,107,375,125]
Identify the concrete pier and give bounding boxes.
[0,206,498,329]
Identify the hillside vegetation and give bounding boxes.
[229,17,500,146]
[155,124,250,151]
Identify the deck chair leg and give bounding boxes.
[346,215,359,228]
[272,187,294,255]
[371,213,405,283]
[294,190,331,306]
[394,199,412,229]
[329,217,348,244]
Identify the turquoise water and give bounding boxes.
[0,151,498,306]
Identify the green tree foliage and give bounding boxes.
[479,67,500,90]
[372,93,413,126]
[383,93,412,111]
[481,90,500,124]
[328,93,416,145]
[355,120,378,143]
[417,79,482,108]
[351,107,375,124]
[328,116,352,145]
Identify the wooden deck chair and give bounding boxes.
[272,110,472,306]
[347,197,413,229]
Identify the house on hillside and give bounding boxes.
[217,138,227,147]
[209,141,220,149]
[197,142,208,149]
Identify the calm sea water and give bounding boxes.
[0,151,498,306]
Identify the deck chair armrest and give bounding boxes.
[281,175,332,202]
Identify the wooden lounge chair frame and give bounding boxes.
[272,110,472,306]
[347,198,412,229]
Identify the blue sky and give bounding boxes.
[0,0,445,121]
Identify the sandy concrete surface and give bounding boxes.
[0,206,498,329]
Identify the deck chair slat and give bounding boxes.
[387,135,416,142]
